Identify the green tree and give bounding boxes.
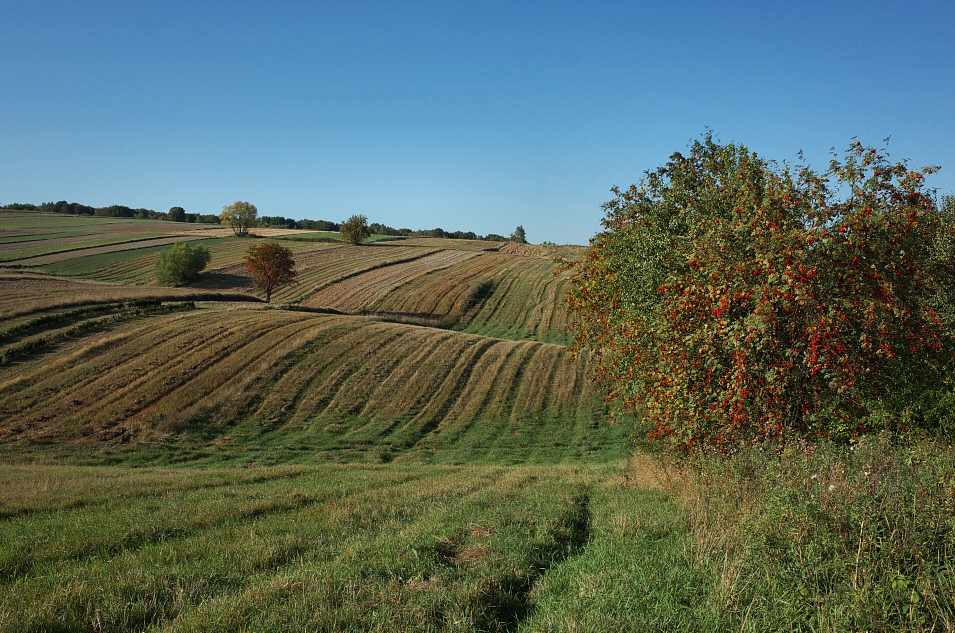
[168,206,186,222]
[340,214,371,245]
[510,225,527,244]
[220,201,258,236]
[245,242,296,302]
[155,242,211,285]
[566,133,955,449]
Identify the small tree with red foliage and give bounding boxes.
[566,133,955,449]
[245,242,296,303]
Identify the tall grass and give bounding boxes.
[649,434,955,632]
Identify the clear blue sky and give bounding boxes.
[2,1,953,244]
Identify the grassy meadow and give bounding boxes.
[1,210,953,632]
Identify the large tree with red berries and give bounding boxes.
[566,133,955,449]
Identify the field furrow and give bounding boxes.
[286,323,413,424]
[323,325,460,422]
[299,249,477,312]
[125,314,338,432]
[250,319,371,425]
[269,245,434,303]
[0,311,211,423]
[366,253,572,343]
[370,254,508,316]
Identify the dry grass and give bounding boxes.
[368,252,574,342]
[299,249,477,311]
[0,306,597,454]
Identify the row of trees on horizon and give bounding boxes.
[2,201,526,243]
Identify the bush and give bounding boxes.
[566,133,955,448]
[155,242,211,285]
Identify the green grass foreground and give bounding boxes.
[0,460,729,633]
[6,439,951,632]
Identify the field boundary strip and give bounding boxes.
[3,235,208,266]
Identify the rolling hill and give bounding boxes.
[0,210,608,465]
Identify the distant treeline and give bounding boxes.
[4,201,221,224]
[259,215,507,241]
[4,201,509,242]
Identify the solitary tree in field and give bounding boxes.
[155,242,211,285]
[510,225,527,244]
[340,214,371,245]
[566,133,955,449]
[220,201,258,237]
[245,242,296,302]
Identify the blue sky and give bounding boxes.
[2,1,953,244]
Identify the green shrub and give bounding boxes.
[155,242,211,285]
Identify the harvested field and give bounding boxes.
[370,252,574,343]
[0,232,96,249]
[0,306,600,463]
[298,249,479,312]
[498,242,542,256]
[0,273,259,322]
[384,237,504,251]
[30,238,334,286]
[171,227,320,238]
[267,245,435,303]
